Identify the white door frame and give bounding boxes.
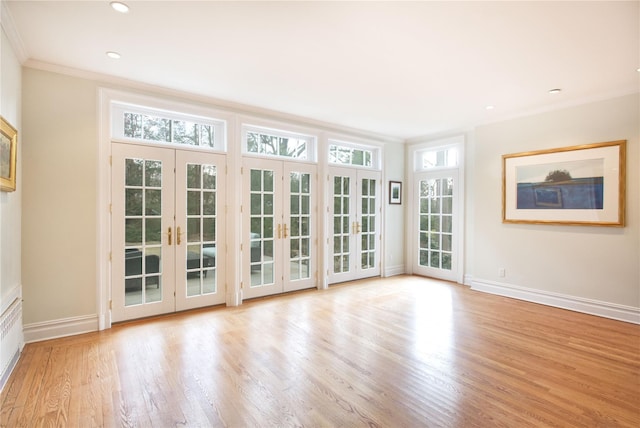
[405,136,465,284]
[241,157,318,300]
[327,166,382,284]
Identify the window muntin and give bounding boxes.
[247,131,308,159]
[112,103,225,151]
[328,145,373,167]
[243,126,315,161]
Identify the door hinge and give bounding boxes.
[109,203,112,214]
[240,281,244,289]
[109,156,112,166]
[109,300,112,310]
[240,243,243,251]
[109,252,112,261]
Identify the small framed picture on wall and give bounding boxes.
[389,181,402,204]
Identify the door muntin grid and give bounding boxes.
[332,176,351,274]
[185,163,218,297]
[361,178,377,270]
[289,172,311,281]
[419,178,453,270]
[124,158,163,306]
[250,168,275,287]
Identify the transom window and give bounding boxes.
[328,141,380,169]
[243,125,314,161]
[112,103,226,151]
[416,146,458,171]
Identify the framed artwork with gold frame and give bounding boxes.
[502,140,626,226]
[1,116,18,192]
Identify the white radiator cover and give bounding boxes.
[0,297,23,391]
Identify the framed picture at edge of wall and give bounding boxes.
[502,140,626,227]
[389,181,402,204]
[0,116,17,192]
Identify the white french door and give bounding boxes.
[328,167,381,284]
[242,158,317,299]
[413,170,459,281]
[111,143,226,322]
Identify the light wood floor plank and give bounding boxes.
[2,276,639,427]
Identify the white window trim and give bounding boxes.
[406,135,465,284]
[111,103,226,151]
[413,135,462,173]
[108,91,230,152]
[327,138,382,170]
[241,122,318,163]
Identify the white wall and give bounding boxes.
[468,93,639,320]
[384,141,405,276]
[0,23,23,388]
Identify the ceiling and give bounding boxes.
[4,1,639,140]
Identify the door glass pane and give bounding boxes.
[250,169,275,288]
[418,177,454,271]
[332,176,350,274]
[126,159,143,186]
[124,158,164,307]
[184,163,219,297]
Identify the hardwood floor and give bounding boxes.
[1,275,639,427]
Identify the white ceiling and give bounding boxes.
[4,1,639,140]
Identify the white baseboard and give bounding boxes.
[23,314,99,343]
[463,274,474,286]
[384,264,405,277]
[470,278,640,324]
[1,295,24,392]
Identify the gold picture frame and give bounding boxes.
[502,140,626,226]
[1,116,18,192]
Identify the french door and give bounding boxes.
[413,170,459,281]
[242,158,316,299]
[111,143,226,322]
[328,167,381,284]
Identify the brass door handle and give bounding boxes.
[176,226,182,245]
[168,227,172,246]
[356,222,361,234]
[278,224,282,239]
[283,224,289,239]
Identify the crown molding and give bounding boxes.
[0,1,28,63]
[23,58,404,145]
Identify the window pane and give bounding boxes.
[143,116,171,142]
[145,161,162,187]
[125,159,143,186]
[173,120,199,145]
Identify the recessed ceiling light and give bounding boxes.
[106,51,121,59]
[485,105,495,110]
[548,88,562,94]
[110,1,129,13]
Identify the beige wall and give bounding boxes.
[469,93,639,307]
[22,68,97,324]
[21,67,407,328]
[21,65,637,331]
